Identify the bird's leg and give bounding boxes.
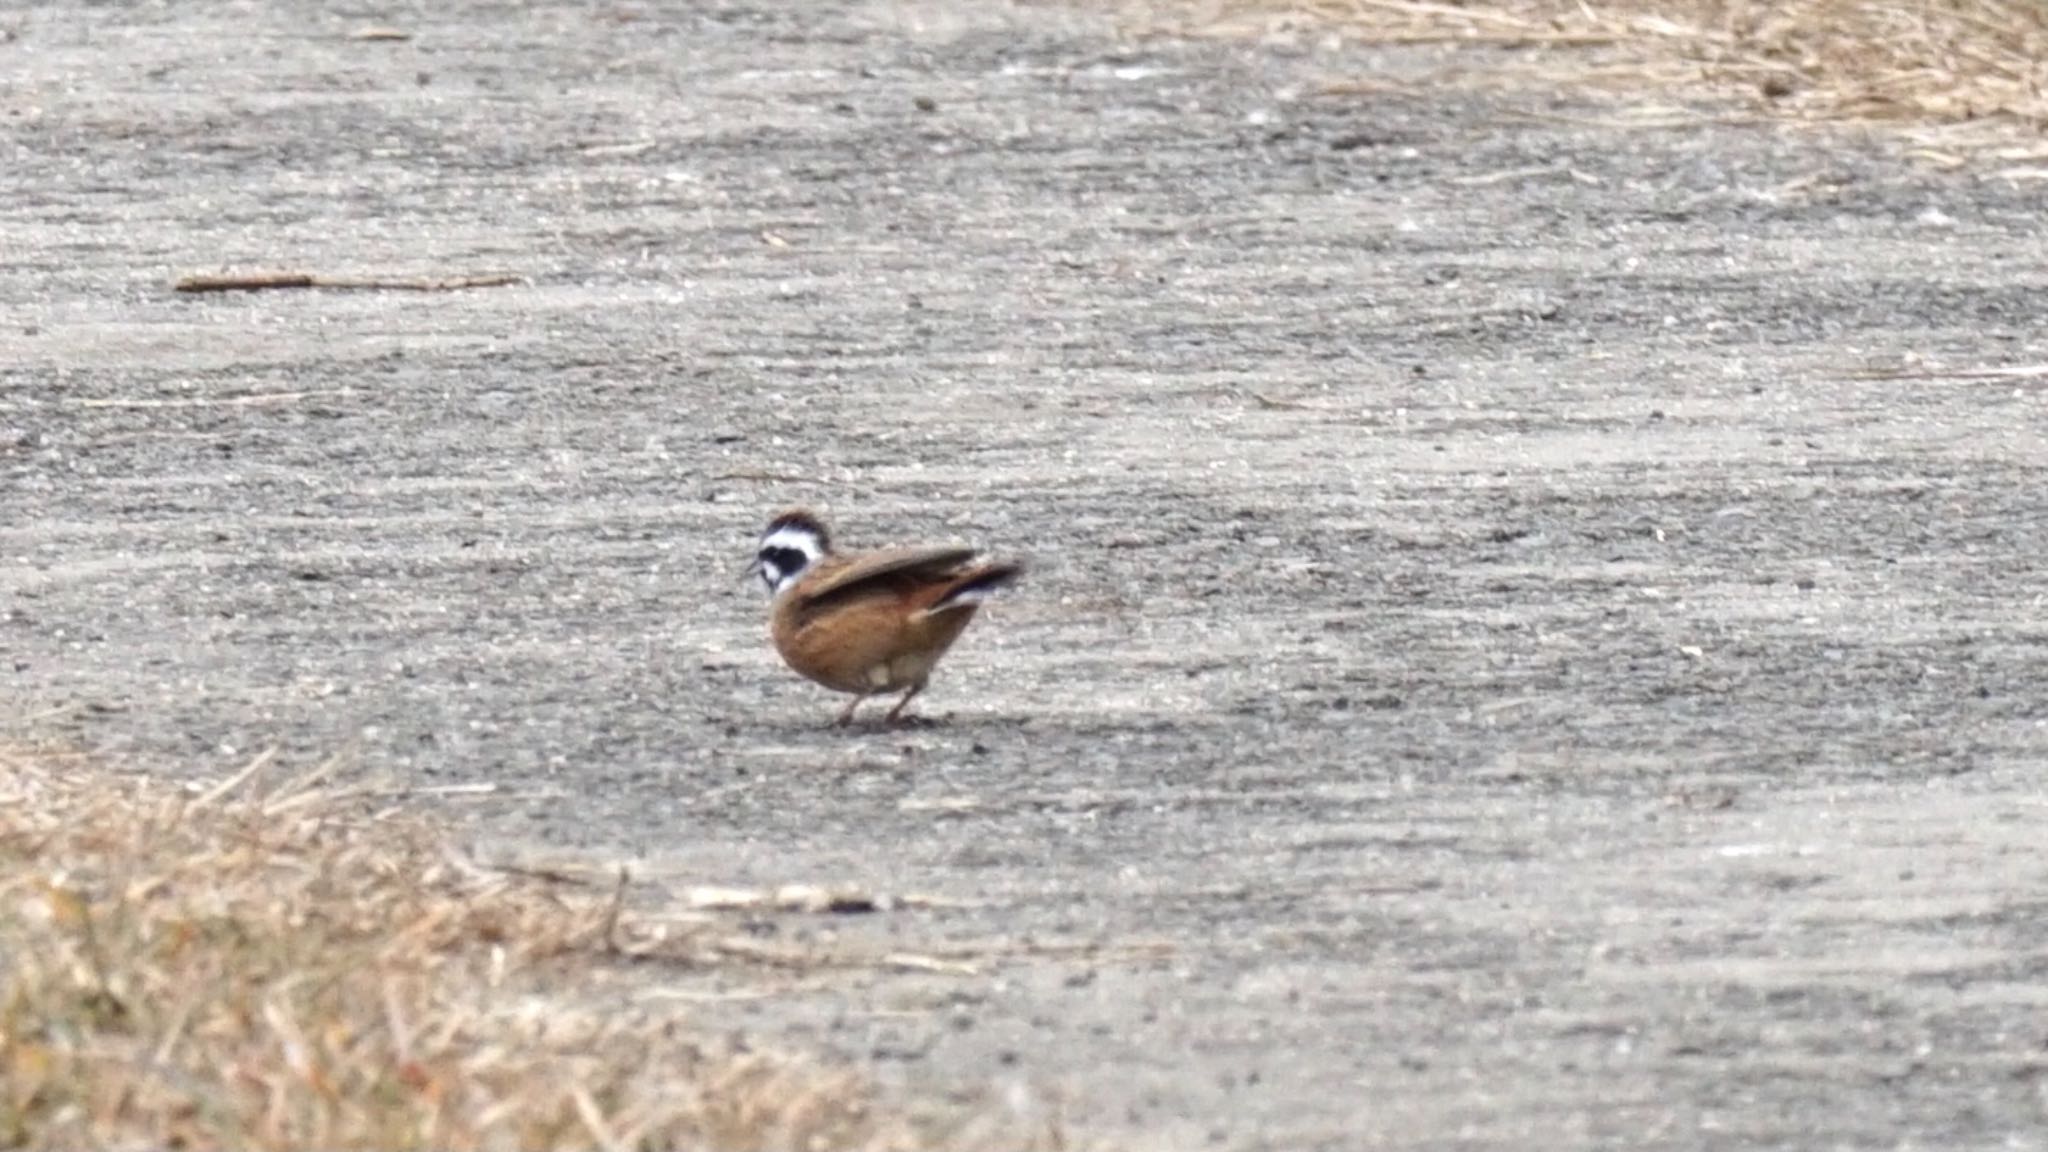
[884,682,926,725]
[836,693,870,727]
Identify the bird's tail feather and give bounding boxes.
[924,561,1023,615]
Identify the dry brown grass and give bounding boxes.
[1149,0,2048,158]
[0,743,1026,1152]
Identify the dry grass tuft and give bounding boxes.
[1155,0,2048,155]
[0,743,954,1152]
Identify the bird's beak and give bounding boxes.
[742,555,762,585]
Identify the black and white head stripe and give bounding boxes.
[755,510,829,595]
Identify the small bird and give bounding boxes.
[751,508,1022,726]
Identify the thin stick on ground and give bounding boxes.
[603,865,631,955]
[173,271,524,293]
[1841,363,2048,382]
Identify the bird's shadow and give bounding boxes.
[738,707,1040,739]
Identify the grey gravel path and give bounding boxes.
[7,2,2048,1148]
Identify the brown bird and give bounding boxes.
[751,508,1022,726]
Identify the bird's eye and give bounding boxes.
[761,546,807,573]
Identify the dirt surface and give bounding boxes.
[7,2,2048,1148]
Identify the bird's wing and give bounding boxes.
[796,545,980,604]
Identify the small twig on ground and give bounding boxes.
[173,272,523,293]
[881,953,982,977]
[1843,364,2048,382]
[74,390,350,410]
[261,748,354,815]
[1491,108,1761,130]
[603,866,631,955]
[580,139,660,157]
[570,1084,629,1152]
[1250,392,1316,410]
[367,782,503,798]
[684,884,882,914]
[1450,163,1608,186]
[188,746,279,811]
[480,862,608,887]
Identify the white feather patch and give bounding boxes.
[922,587,994,616]
[758,524,825,563]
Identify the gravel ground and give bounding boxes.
[6,1,2048,1148]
